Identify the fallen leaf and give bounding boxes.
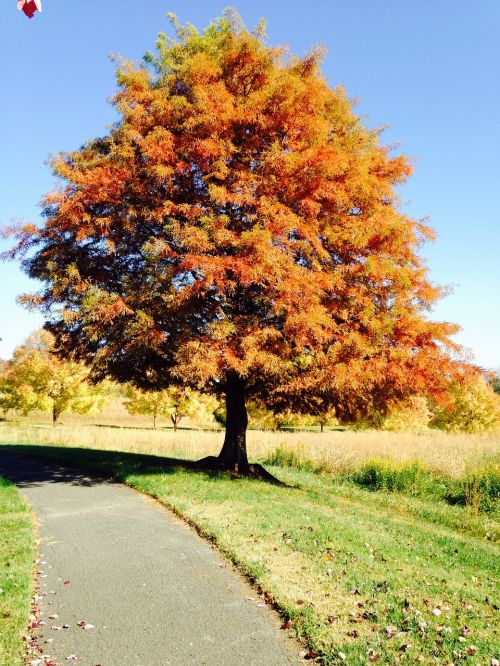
[304,651,318,660]
[77,621,94,629]
[281,621,292,630]
[386,626,397,638]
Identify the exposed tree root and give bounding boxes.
[194,456,285,485]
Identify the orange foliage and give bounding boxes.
[6,12,472,461]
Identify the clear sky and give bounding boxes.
[0,1,499,368]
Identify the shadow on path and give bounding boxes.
[0,443,244,486]
[0,450,114,488]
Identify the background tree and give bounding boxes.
[7,12,470,473]
[490,371,500,395]
[246,401,315,431]
[353,395,431,432]
[430,378,500,433]
[124,386,217,430]
[0,330,108,425]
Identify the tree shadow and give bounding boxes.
[0,444,291,488]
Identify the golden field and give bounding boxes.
[1,398,498,479]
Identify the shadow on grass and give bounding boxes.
[0,444,289,488]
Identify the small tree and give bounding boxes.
[490,372,500,396]
[315,408,338,433]
[6,12,470,473]
[379,396,431,432]
[125,386,217,430]
[0,330,108,425]
[431,378,500,433]
[247,402,315,431]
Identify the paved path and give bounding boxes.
[0,453,299,666]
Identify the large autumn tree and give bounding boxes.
[7,12,469,472]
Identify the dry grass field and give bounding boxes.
[1,397,498,479]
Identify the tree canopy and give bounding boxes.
[6,12,470,471]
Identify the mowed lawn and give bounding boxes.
[0,476,34,666]
[0,443,497,665]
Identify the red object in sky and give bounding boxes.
[18,0,42,19]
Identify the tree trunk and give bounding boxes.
[171,414,179,432]
[153,412,157,430]
[217,374,249,472]
[320,422,324,433]
[52,406,61,426]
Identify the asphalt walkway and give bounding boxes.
[0,453,299,666]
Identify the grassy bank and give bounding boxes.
[0,443,498,665]
[0,476,34,666]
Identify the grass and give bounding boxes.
[1,414,498,479]
[1,416,498,513]
[0,442,498,665]
[0,476,34,666]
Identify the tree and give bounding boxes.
[354,395,431,432]
[0,330,108,424]
[490,371,500,395]
[246,401,315,431]
[124,386,217,430]
[431,378,500,433]
[6,12,469,473]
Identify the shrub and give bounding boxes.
[262,446,317,472]
[350,458,439,497]
[462,461,500,513]
[350,457,499,514]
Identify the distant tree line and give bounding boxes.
[1,330,499,433]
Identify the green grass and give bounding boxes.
[0,443,498,665]
[0,476,34,666]
[264,448,500,515]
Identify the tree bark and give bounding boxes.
[171,413,180,432]
[217,374,249,472]
[52,406,61,426]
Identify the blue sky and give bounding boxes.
[0,1,499,368]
